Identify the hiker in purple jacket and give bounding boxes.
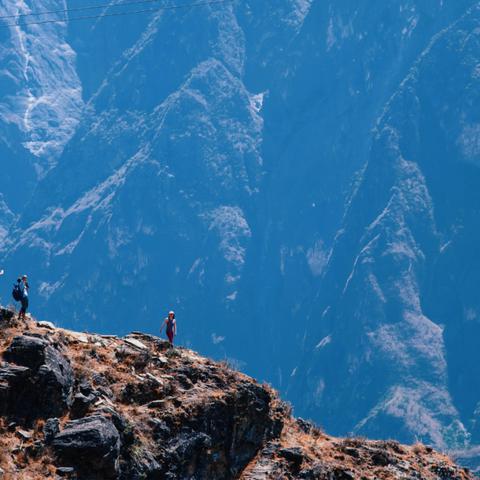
[160,310,177,345]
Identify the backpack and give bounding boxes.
[12,283,23,302]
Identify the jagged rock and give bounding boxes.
[124,338,148,351]
[67,332,89,344]
[431,464,463,479]
[0,365,29,415]
[56,466,75,476]
[144,372,164,385]
[70,392,96,419]
[15,429,32,440]
[299,464,330,479]
[1,336,74,422]
[25,440,43,458]
[164,431,212,478]
[120,448,162,480]
[300,467,355,480]
[4,335,50,369]
[52,415,120,479]
[98,407,135,448]
[91,373,109,387]
[37,321,55,330]
[77,381,94,397]
[147,399,166,409]
[7,421,17,431]
[120,379,164,405]
[150,418,171,441]
[296,417,315,434]
[0,308,14,323]
[279,446,304,467]
[151,355,168,366]
[343,447,360,458]
[333,469,355,480]
[371,448,395,466]
[44,418,60,444]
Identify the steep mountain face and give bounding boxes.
[0,308,474,480]
[289,3,480,468]
[0,0,84,213]
[245,0,479,385]
[1,0,480,470]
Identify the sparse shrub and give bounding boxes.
[56,330,67,345]
[132,351,151,371]
[343,436,368,448]
[412,442,426,455]
[166,348,180,358]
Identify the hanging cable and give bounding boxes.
[0,0,232,28]
[0,0,169,21]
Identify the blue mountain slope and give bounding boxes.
[289,3,480,467]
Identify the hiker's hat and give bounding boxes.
[22,274,27,279]
[169,310,175,315]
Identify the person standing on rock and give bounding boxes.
[18,275,29,321]
[160,310,177,346]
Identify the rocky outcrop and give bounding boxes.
[0,334,74,422]
[52,416,120,479]
[0,312,473,479]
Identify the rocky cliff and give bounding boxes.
[0,307,472,480]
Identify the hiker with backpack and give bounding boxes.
[13,275,29,321]
[160,310,177,346]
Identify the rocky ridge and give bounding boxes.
[0,307,473,479]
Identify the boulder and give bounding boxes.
[16,429,32,441]
[371,449,395,466]
[37,321,55,330]
[4,335,50,369]
[1,336,74,422]
[124,338,148,351]
[0,307,14,323]
[279,447,304,467]
[165,431,212,477]
[0,364,29,414]
[120,448,162,480]
[70,392,96,419]
[56,466,75,477]
[44,418,60,444]
[52,415,120,479]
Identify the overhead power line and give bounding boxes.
[1,0,232,28]
[0,0,167,21]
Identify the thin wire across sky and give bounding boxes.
[0,0,232,28]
